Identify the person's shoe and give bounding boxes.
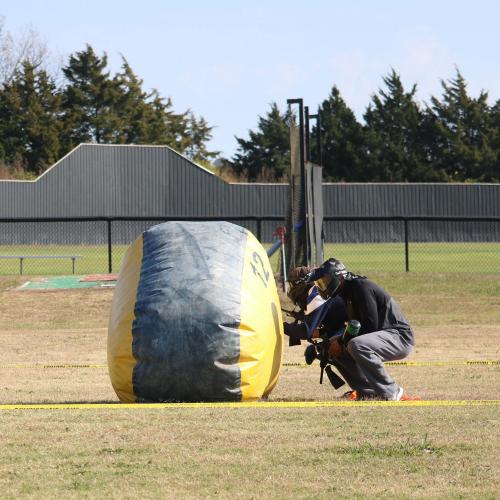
[393,386,421,401]
[341,390,358,401]
[399,393,422,401]
[393,386,404,401]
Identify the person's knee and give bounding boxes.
[347,337,368,358]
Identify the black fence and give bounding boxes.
[0,216,499,275]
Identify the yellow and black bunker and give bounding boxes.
[108,221,284,403]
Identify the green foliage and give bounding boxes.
[61,45,117,147]
[0,61,61,174]
[1,38,500,183]
[0,43,217,174]
[363,70,443,181]
[232,103,291,181]
[314,86,366,181]
[427,69,499,182]
[231,68,500,183]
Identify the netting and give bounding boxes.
[284,117,307,273]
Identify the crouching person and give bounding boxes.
[307,258,420,401]
[283,266,347,347]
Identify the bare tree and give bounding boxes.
[0,16,51,85]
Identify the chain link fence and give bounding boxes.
[323,217,500,274]
[0,216,498,275]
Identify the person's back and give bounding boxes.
[340,278,414,344]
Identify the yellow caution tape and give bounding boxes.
[0,400,499,410]
[1,360,499,369]
[283,360,500,367]
[0,363,107,369]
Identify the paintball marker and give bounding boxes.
[304,320,362,390]
[305,335,345,390]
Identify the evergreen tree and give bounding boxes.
[113,57,151,144]
[184,113,219,163]
[113,59,217,160]
[232,103,291,181]
[60,44,119,149]
[142,90,191,151]
[363,70,438,181]
[0,61,61,173]
[487,99,500,181]
[313,86,366,181]
[428,69,496,181]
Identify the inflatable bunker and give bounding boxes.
[108,221,283,403]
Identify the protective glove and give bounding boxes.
[283,322,307,346]
[328,337,345,358]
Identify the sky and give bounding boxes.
[2,0,500,159]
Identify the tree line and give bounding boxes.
[231,69,500,183]
[0,37,217,178]
[1,18,499,183]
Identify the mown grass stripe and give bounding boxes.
[0,400,499,410]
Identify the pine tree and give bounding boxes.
[0,61,61,174]
[488,99,500,181]
[232,103,291,181]
[141,90,189,151]
[428,68,495,181]
[184,113,219,163]
[363,70,438,181]
[60,44,119,149]
[113,57,151,143]
[313,86,366,181]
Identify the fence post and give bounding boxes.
[256,218,262,242]
[404,219,409,272]
[107,219,113,273]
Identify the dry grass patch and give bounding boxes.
[0,272,499,497]
[0,289,113,330]
[0,406,498,498]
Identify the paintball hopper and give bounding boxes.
[306,258,348,300]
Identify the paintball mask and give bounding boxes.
[306,258,347,300]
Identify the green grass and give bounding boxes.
[0,245,129,275]
[0,242,499,276]
[270,242,500,275]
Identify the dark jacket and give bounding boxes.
[339,278,414,345]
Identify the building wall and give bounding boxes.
[1,144,499,243]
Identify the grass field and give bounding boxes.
[1,241,499,276]
[0,271,499,498]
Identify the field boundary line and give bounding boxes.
[0,363,107,368]
[1,360,499,369]
[284,360,500,367]
[1,400,499,410]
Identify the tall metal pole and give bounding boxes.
[308,112,323,166]
[304,105,311,162]
[316,112,323,166]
